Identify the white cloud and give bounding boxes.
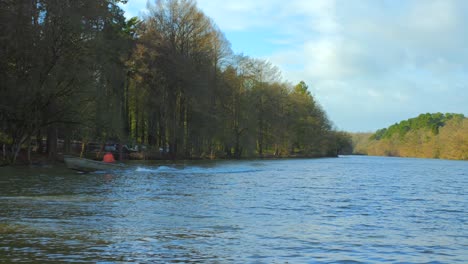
[119,0,148,18]
[408,0,459,33]
[197,0,281,30]
[269,0,468,131]
[288,0,339,34]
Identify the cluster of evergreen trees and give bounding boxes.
[353,113,468,160]
[0,0,350,164]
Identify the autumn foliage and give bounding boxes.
[352,113,468,160]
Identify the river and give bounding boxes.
[0,156,467,263]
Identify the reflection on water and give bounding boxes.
[0,157,467,263]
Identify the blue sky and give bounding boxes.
[120,0,468,132]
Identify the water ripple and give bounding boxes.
[0,156,467,263]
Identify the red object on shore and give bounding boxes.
[103,152,116,163]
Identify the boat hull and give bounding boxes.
[64,156,125,172]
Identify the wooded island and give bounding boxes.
[352,113,468,160]
[0,0,352,164]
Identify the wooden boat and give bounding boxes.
[64,155,125,172]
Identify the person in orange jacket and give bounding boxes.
[103,152,116,163]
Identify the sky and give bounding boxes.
[120,0,468,132]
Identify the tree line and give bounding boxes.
[352,113,468,160]
[0,0,351,164]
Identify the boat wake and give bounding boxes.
[135,165,261,175]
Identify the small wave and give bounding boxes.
[135,166,179,173]
[184,167,261,174]
[135,165,261,175]
[0,195,99,202]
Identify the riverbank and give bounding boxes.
[2,150,338,167]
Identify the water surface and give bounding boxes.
[0,156,467,263]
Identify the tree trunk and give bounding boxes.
[11,143,21,165]
[9,132,28,165]
[148,111,157,146]
[135,103,139,142]
[124,74,131,138]
[46,125,58,162]
[234,131,241,159]
[159,116,166,154]
[64,126,71,154]
[139,111,145,145]
[36,129,43,154]
[80,141,87,158]
[119,143,123,161]
[26,136,32,165]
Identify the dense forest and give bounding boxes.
[352,113,468,160]
[0,0,351,164]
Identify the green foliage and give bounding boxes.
[334,131,353,155]
[0,132,12,145]
[1,0,344,162]
[370,128,387,140]
[371,113,464,140]
[294,81,311,96]
[0,0,133,163]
